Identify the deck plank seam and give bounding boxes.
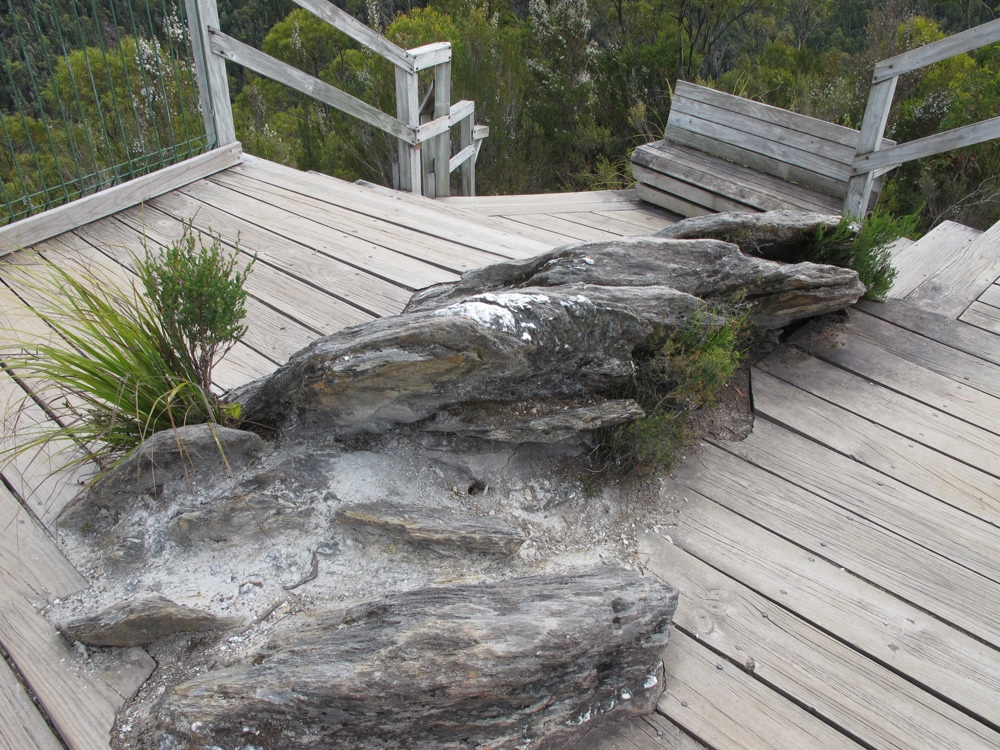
[752,397,1000,535]
[204,173,512,276]
[0,639,68,750]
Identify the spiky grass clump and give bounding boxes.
[3,226,252,470]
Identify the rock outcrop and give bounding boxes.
[240,234,864,436]
[336,501,528,555]
[58,597,242,647]
[152,570,677,750]
[49,218,870,750]
[654,210,847,259]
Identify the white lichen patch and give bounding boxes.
[435,293,550,334]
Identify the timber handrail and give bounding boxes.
[845,19,1000,218]
[184,0,486,196]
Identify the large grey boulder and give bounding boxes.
[150,569,677,750]
[240,238,863,435]
[654,210,847,260]
[240,289,653,434]
[405,237,862,316]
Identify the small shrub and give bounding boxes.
[807,209,919,300]
[3,225,253,470]
[137,222,254,396]
[590,304,749,481]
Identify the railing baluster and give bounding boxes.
[184,0,235,147]
[844,77,897,219]
[395,67,422,195]
[433,60,452,198]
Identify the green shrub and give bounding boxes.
[807,209,919,300]
[137,224,254,396]
[590,305,749,481]
[3,226,253,469]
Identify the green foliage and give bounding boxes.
[807,209,918,300]
[137,223,254,395]
[591,307,748,481]
[3,229,253,469]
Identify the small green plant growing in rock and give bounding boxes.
[806,209,919,300]
[3,223,253,470]
[591,304,749,481]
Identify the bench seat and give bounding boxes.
[632,82,892,217]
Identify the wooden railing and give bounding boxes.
[184,0,487,197]
[845,18,1000,218]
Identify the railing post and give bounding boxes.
[184,0,236,147]
[395,67,422,195]
[459,112,475,197]
[432,60,452,198]
[844,77,897,219]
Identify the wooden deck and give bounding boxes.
[0,157,675,750]
[576,220,1000,749]
[3,153,1000,750]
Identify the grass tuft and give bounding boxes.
[806,209,919,300]
[2,225,253,472]
[590,303,749,481]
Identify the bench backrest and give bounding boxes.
[665,81,892,201]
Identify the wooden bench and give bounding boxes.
[631,81,894,217]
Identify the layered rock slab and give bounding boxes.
[653,210,846,259]
[336,501,528,556]
[405,236,862,320]
[152,569,678,750]
[58,597,242,647]
[240,238,864,435]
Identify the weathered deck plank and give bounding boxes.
[904,219,1000,318]
[761,345,1000,480]
[178,178,462,290]
[210,171,504,272]
[676,434,1000,646]
[0,482,86,603]
[715,418,1000,585]
[239,158,550,257]
[656,494,1000,727]
[856,299,1000,368]
[791,320,1000,437]
[656,631,862,750]
[574,711,706,750]
[0,585,119,750]
[961,299,1000,334]
[641,527,1000,749]
[888,221,982,299]
[753,367,1000,529]
[0,656,64,750]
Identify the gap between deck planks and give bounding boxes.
[759,345,1000,485]
[640,510,1000,748]
[0,654,63,750]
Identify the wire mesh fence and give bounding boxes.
[1,0,209,226]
